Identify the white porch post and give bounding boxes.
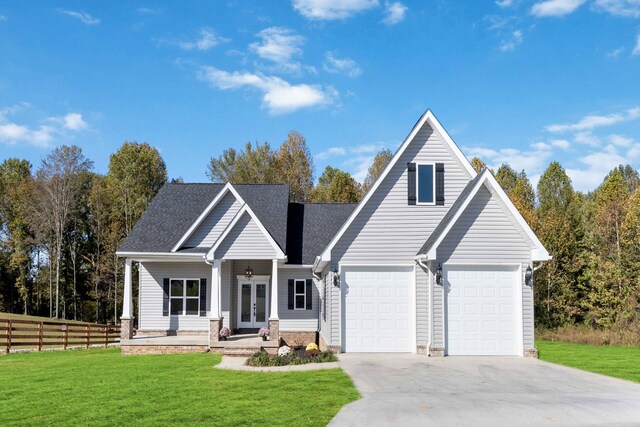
[120,258,133,339]
[269,259,279,342]
[209,260,222,345]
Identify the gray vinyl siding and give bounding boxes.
[278,267,319,332]
[431,268,444,349]
[319,269,332,345]
[330,270,341,346]
[183,192,241,248]
[138,261,211,331]
[415,264,429,348]
[332,123,473,269]
[434,186,535,351]
[215,212,276,260]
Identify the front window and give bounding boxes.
[417,164,435,204]
[170,279,200,315]
[294,279,306,310]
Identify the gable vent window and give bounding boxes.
[408,162,445,206]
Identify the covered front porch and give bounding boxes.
[120,332,280,355]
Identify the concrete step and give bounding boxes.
[223,346,262,357]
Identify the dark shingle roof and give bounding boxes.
[118,183,290,253]
[286,202,357,265]
[416,171,486,256]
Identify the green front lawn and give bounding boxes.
[537,340,640,383]
[0,348,359,426]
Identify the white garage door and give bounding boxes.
[342,266,413,352]
[445,265,521,356]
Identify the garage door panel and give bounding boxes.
[446,265,520,356]
[343,266,413,353]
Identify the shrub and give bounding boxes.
[219,327,230,338]
[536,325,640,346]
[245,349,338,367]
[258,327,270,338]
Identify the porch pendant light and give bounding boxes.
[244,262,254,280]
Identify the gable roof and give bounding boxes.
[286,203,357,265]
[416,169,550,261]
[317,109,477,263]
[206,203,286,261]
[117,183,289,254]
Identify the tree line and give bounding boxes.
[2,129,637,333]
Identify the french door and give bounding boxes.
[236,276,270,329]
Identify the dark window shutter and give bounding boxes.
[162,278,170,316]
[435,163,445,206]
[199,278,207,317]
[288,279,294,310]
[306,279,313,310]
[407,162,417,205]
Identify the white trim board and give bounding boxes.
[318,109,477,263]
[171,183,245,252]
[419,169,550,262]
[206,204,286,261]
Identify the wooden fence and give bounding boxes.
[1,318,120,353]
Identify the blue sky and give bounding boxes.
[0,0,639,192]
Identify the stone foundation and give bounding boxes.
[416,345,429,355]
[268,319,280,342]
[121,345,209,355]
[209,318,223,345]
[319,333,341,353]
[136,329,208,337]
[524,348,539,358]
[280,331,318,348]
[120,318,133,340]
[429,346,445,357]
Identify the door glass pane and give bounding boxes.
[241,284,251,323]
[170,298,183,315]
[185,280,199,297]
[186,298,199,315]
[255,284,266,323]
[170,280,183,297]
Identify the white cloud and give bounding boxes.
[592,0,640,17]
[249,27,310,74]
[550,139,571,150]
[179,28,228,51]
[633,34,640,56]
[323,52,362,77]
[197,66,337,114]
[607,47,625,58]
[382,2,408,25]
[546,106,640,132]
[465,144,554,175]
[292,0,379,20]
[609,134,633,146]
[496,0,515,7]
[574,131,600,146]
[316,147,347,159]
[530,0,586,17]
[0,106,88,148]
[500,29,523,52]
[315,141,390,181]
[566,144,630,191]
[59,10,100,25]
[137,7,162,14]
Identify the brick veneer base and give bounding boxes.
[319,333,341,353]
[121,345,209,355]
[280,331,318,348]
[429,347,445,357]
[120,318,133,340]
[209,318,222,345]
[136,329,208,337]
[524,348,539,358]
[268,319,279,343]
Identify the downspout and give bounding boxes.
[416,257,432,354]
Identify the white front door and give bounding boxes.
[237,276,269,329]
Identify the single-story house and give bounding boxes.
[116,109,550,356]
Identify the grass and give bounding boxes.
[0,348,359,426]
[537,340,640,383]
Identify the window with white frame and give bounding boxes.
[417,163,435,204]
[170,279,200,315]
[294,279,306,310]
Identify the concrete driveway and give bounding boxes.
[330,354,640,427]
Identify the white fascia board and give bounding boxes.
[171,183,245,252]
[318,109,477,262]
[205,204,286,262]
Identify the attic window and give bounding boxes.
[417,164,435,204]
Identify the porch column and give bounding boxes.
[269,259,280,342]
[209,260,222,345]
[120,258,133,340]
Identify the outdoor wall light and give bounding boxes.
[333,269,340,287]
[244,262,254,280]
[435,263,443,286]
[525,265,533,286]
